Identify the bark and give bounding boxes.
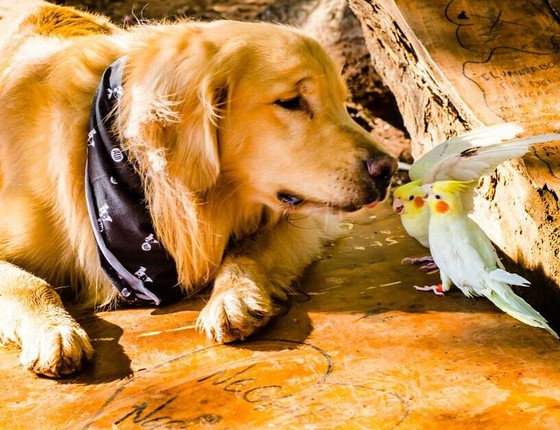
[350,0,560,325]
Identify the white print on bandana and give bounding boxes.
[111,148,124,162]
[97,203,113,232]
[134,266,153,283]
[87,57,179,303]
[87,129,97,147]
[142,234,159,251]
[107,85,123,100]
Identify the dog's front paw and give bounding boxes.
[19,315,94,378]
[197,260,289,343]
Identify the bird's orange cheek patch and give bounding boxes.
[435,200,449,213]
[414,196,424,208]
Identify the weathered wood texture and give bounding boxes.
[350,0,560,325]
[3,204,560,429]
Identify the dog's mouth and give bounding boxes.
[276,190,386,213]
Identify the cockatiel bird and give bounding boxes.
[392,179,436,270]
[392,123,560,269]
[417,179,558,338]
[393,179,429,247]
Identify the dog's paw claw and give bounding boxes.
[197,290,288,344]
[20,321,93,378]
[197,296,267,344]
[197,258,291,344]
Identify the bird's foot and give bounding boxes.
[402,256,433,265]
[402,256,438,272]
[414,284,445,296]
[419,262,438,272]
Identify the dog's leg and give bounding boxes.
[0,261,93,377]
[197,215,333,343]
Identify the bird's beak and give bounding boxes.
[392,198,404,214]
[421,184,431,199]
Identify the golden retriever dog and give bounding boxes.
[0,2,397,377]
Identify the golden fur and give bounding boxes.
[0,2,396,377]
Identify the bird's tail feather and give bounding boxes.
[488,268,530,287]
[487,282,558,339]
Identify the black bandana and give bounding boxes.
[85,57,182,306]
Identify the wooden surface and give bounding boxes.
[2,204,560,429]
[350,0,560,149]
[397,0,560,136]
[350,0,560,326]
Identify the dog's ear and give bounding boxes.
[121,31,229,193]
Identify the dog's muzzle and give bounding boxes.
[366,155,398,194]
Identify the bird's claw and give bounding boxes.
[401,256,434,265]
[414,284,445,296]
[402,256,438,272]
[419,262,439,272]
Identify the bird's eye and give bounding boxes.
[274,96,304,111]
[408,195,414,201]
[435,194,441,200]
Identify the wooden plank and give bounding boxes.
[351,0,560,148]
[2,204,560,428]
[396,0,560,135]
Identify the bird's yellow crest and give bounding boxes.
[393,179,423,198]
[431,179,478,194]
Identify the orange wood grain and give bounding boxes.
[394,0,560,134]
[2,204,560,429]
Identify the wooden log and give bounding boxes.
[350,0,560,325]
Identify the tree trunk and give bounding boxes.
[350,0,560,324]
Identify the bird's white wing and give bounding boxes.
[428,216,490,297]
[409,123,524,181]
[464,216,503,270]
[421,134,560,183]
[444,123,525,147]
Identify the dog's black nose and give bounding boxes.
[366,156,398,185]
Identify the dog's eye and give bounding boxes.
[277,192,303,206]
[274,96,304,111]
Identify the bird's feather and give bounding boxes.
[488,268,530,287]
[409,123,524,181]
[487,287,558,338]
[418,135,560,184]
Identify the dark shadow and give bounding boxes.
[149,286,314,346]
[149,291,210,315]
[499,252,560,336]
[248,289,314,345]
[59,306,133,384]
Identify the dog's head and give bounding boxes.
[122,20,397,213]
